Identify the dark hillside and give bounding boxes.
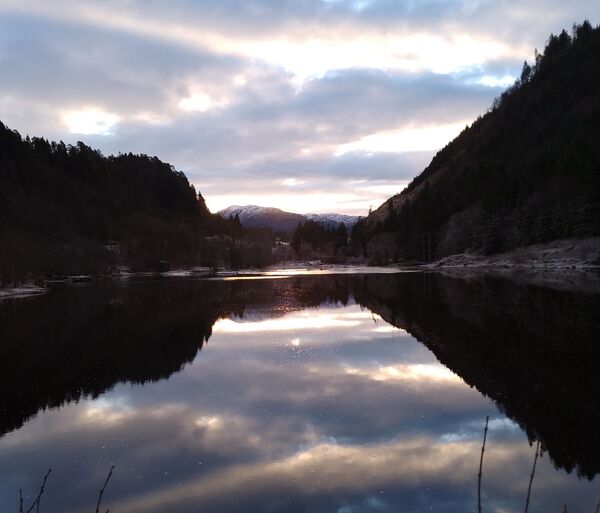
[0,127,209,234]
[0,124,212,277]
[0,124,278,280]
[354,22,600,262]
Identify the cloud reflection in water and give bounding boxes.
[0,282,598,513]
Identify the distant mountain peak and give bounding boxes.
[217,205,359,233]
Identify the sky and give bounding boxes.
[0,1,597,215]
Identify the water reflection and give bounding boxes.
[213,310,363,332]
[0,272,598,512]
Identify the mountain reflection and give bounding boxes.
[0,272,599,512]
[351,272,600,479]
[0,277,354,437]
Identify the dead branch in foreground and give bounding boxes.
[94,465,115,513]
[18,468,51,513]
[17,466,114,513]
[524,440,541,513]
[477,416,489,513]
[477,423,599,513]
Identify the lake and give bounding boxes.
[1,270,599,512]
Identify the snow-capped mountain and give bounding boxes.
[218,205,305,233]
[305,213,360,231]
[218,205,359,233]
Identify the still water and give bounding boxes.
[1,270,599,512]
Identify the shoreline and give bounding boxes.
[0,285,49,301]
[423,237,600,272]
[2,249,598,301]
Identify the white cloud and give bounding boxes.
[335,121,468,155]
[0,0,593,213]
[282,178,306,186]
[178,92,227,112]
[63,108,120,135]
[479,74,516,87]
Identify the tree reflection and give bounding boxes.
[352,272,600,479]
[1,271,598,480]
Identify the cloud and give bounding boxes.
[2,299,599,512]
[0,0,595,213]
[79,69,495,213]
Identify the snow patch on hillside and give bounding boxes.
[219,205,288,220]
[218,205,359,231]
[428,238,600,270]
[305,213,360,230]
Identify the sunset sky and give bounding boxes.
[0,0,596,214]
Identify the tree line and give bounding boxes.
[291,220,348,260]
[0,124,280,285]
[352,21,600,263]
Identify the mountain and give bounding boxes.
[353,271,600,478]
[0,125,209,234]
[219,205,359,233]
[305,213,360,231]
[352,21,600,263]
[0,125,210,276]
[0,123,276,282]
[218,205,305,233]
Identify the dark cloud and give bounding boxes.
[0,13,243,117]
[82,70,498,174]
[0,0,595,212]
[52,0,598,50]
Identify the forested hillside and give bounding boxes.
[0,124,275,283]
[353,21,600,263]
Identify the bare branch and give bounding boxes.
[94,465,115,513]
[524,441,540,513]
[25,469,51,513]
[478,416,489,513]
